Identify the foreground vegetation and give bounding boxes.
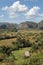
[0,30,43,65]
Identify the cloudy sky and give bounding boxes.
[0,0,43,23]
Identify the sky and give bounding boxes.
[0,0,43,23]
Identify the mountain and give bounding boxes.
[0,23,18,29]
[19,21,38,30]
[38,20,43,30]
[0,20,43,30]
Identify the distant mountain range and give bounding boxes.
[0,20,43,30]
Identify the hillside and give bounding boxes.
[19,21,38,29]
[38,20,43,29]
[0,20,43,30]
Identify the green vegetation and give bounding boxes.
[0,30,43,65]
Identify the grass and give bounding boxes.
[12,47,31,59]
[0,38,16,47]
[11,47,31,65]
[11,48,43,65]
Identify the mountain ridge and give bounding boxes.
[0,20,43,30]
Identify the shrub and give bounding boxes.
[0,46,11,56]
[0,53,7,62]
[29,57,43,65]
[31,43,38,52]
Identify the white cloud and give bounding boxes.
[9,12,19,18]
[10,1,28,12]
[39,14,43,16]
[25,6,40,18]
[2,1,28,18]
[2,1,43,19]
[18,4,28,11]
[2,6,8,11]
[0,15,4,18]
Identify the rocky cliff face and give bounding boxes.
[19,21,38,30]
[38,20,43,30]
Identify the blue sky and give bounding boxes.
[0,0,43,23]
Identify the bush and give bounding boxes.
[31,43,38,52]
[17,35,32,47]
[29,57,43,65]
[0,53,7,62]
[0,46,11,56]
[38,41,43,50]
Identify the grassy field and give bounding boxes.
[12,48,31,65]
[0,47,43,65]
[12,48,43,65]
[0,38,16,47]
